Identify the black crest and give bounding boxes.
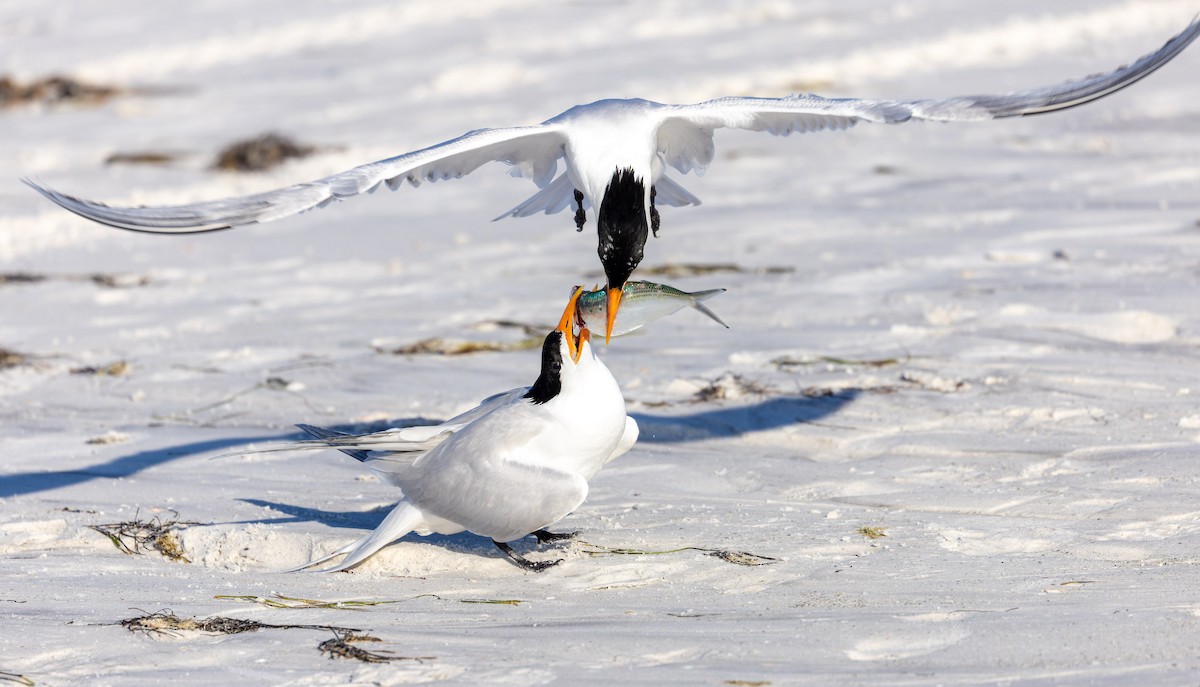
[596,167,648,290]
[524,331,565,405]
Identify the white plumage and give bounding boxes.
[258,293,638,572]
[23,18,1199,234]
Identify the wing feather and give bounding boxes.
[24,126,566,233]
[656,17,1200,174]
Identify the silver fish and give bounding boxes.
[575,281,728,336]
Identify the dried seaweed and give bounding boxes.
[0,273,46,285]
[70,360,131,377]
[0,272,150,289]
[773,354,904,370]
[473,320,551,337]
[214,133,315,172]
[318,630,434,663]
[105,151,183,166]
[85,431,130,446]
[89,273,151,289]
[0,74,120,108]
[214,594,407,610]
[0,670,34,686]
[217,593,525,609]
[0,349,28,370]
[705,550,778,566]
[579,541,778,566]
[692,373,773,403]
[89,514,198,562]
[120,610,359,637]
[378,336,541,356]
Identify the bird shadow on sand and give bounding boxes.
[236,497,558,559]
[0,417,440,499]
[1,392,856,498]
[630,389,860,443]
[0,435,282,499]
[236,498,391,531]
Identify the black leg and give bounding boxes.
[532,528,578,544]
[493,540,562,572]
[650,185,660,237]
[573,189,586,232]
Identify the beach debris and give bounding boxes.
[1044,580,1097,594]
[857,526,887,540]
[0,273,45,285]
[85,431,131,446]
[71,360,131,377]
[472,319,551,337]
[0,272,149,289]
[217,593,525,609]
[379,319,556,356]
[215,594,407,610]
[120,610,359,637]
[160,375,321,422]
[773,354,904,370]
[89,273,152,288]
[89,513,198,562]
[214,133,316,172]
[0,348,28,370]
[319,630,434,663]
[899,370,968,393]
[579,540,778,566]
[0,670,34,686]
[705,550,778,566]
[378,336,541,356]
[0,74,120,108]
[693,373,773,403]
[105,151,184,166]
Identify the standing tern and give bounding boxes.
[255,289,638,572]
[24,19,1200,341]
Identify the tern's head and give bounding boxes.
[525,287,592,405]
[597,167,648,345]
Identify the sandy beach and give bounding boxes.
[3,1,1200,684]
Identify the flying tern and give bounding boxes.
[24,18,1200,340]
[253,289,638,572]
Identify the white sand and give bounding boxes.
[2,1,1200,684]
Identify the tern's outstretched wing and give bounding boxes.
[655,17,1200,176]
[24,125,566,233]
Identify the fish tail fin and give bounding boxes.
[690,289,729,328]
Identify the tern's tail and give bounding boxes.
[296,423,370,463]
[288,501,424,573]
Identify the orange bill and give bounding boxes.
[557,286,585,363]
[605,287,623,345]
